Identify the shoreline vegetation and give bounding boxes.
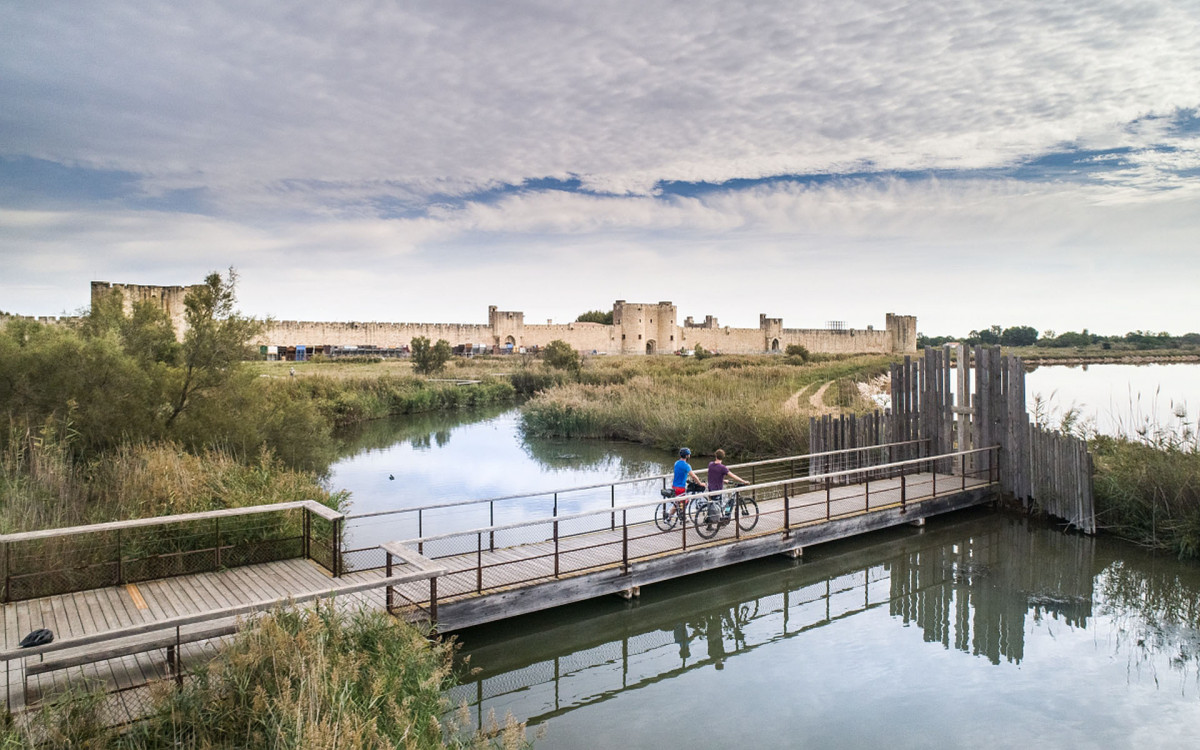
[0,275,529,747]
[520,353,891,458]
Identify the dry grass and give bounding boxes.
[521,355,891,458]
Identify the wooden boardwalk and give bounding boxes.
[2,557,388,720]
[1,446,999,722]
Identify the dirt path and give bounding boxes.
[782,380,836,416]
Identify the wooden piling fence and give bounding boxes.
[809,346,1094,532]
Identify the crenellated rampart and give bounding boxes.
[80,283,916,357]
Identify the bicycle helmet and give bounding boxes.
[20,628,53,648]
[679,447,691,458]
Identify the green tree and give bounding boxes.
[784,344,809,362]
[165,269,263,427]
[576,310,614,325]
[410,336,452,375]
[1000,325,1039,347]
[543,339,582,374]
[969,325,1002,345]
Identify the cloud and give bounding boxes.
[2,1,1198,336]
[4,1,1199,207]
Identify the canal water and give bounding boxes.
[1025,362,1197,440]
[450,510,1200,749]
[325,363,1200,748]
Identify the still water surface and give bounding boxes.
[452,511,1200,749]
[1025,362,1197,438]
[324,363,1200,748]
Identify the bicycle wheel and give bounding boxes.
[654,501,681,532]
[736,496,759,532]
[691,499,722,539]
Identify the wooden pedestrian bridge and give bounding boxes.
[0,346,1095,724]
[1,441,997,718]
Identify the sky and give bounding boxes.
[2,1,1198,337]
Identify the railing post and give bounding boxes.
[214,518,221,570]
[385,551,394,615]
[3,541,8,605]
[825,476,831,521]
[477,533,483,593]
[489,501,495,552]
[303,508,311,561]
[611,485,616,531]
[174,626,183,686]
[332,518,342,578]
[117,528,124,585]
[553,521,560,577]
[429,577,438,623]
[933,467,937,498]
[963,453,968,490]
[784,487,790,533]
[621,509,629,574]
[901,473,907,512]
[864,476,869,512]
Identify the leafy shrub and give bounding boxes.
[411,336,452,375]
[542,339,582,374]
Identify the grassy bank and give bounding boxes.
[3,603,529,749]
[521,354,891,458]
[1010,347,1200,365]
[287,373,516,426]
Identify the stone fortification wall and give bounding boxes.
[255,321,493,349]
[0,314,81,331]
[80,282,917,356]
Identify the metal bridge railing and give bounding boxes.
[0,501,345,603]
[377,446,1000,610]
[340,439,931,573]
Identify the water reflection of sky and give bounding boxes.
[451,513,1200,749]
[1025,362,1198,439]
[327,408,673,549]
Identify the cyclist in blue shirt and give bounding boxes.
[672,447,705,498]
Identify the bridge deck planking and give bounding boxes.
[3,557,383,716]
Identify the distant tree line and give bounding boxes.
[917,325,1200,351]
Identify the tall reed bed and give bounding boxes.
[3,603,530,749]
[290,375,517,425]
[1091,406,1200,558]
[0,432,342,533]
[521,355,890,458]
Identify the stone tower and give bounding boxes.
[613,300,678,354]
[90,281,201,341]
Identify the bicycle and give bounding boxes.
[654,481,705,531]
[691,484,759,539]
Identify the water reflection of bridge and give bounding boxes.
[449,512,1096,728]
